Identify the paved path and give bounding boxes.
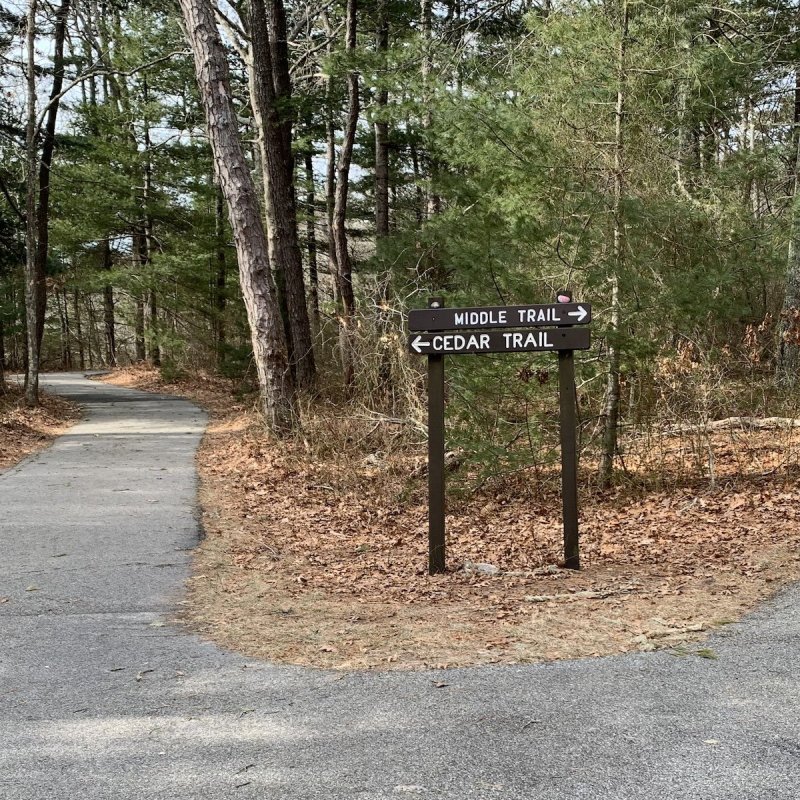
[1,373,798,799]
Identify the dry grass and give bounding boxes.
[102,366,800,670]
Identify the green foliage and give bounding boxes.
[370,0,799,481]
[2,0,797,478]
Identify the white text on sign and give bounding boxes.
[411,331,559,353]
[453,308,567,326]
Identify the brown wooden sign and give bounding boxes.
[409,327,590,355]
[412,296,589,576]
[409,302,591,331]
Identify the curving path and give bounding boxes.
[1,373,798,799]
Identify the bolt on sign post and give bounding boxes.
[409,293,591,575]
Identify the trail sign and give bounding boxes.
[411,295,590,575]
[408,327,590,355]
[409,302,591,331]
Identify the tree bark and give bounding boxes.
[0,316,5,390]
[179,0,297,432]
[135,293,146,361]
[420,0,440,219]
[374,0,390,241]
[73,288,85,371]
[326,77,338,279]
[598,0,628,490]
[148,289,161,367]
[86,295,98,369]
[214,181,228,367]
[33,0,71,354]
[374,0,393,405]
[24,0,39,406]
[248,0,316,391]
[131,228,147,361]
[102,239,116,367]
[304,150,320,330]
[267,0,293,158]
[778,71,800,386]
[332,0,359,387]
[56,287,71,369]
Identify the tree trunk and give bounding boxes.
[326,83,338,280]
[420,0,440,219]
[179,0,296,432]
[141,76,160,368]
[374,0,390,240]
[86,295,98,369]
[248,0,316,391]
[24,0,39,406]
[33,0,72,354]
[148,289,161,367]
[598,0,628,490]
[135,294,146,361]
[304,150,320,330]
[131,229,147,361]
[214,181,228,367]
[332,0,359,387]
[778,71,800,386]
[73,288,85,371]
[102,240,116,367]
[409,139,425,227]
[267,0,293,158]
[374,0,393,405]
[57,287,72,369]
[322,8,338,288]
[0,316,5,390]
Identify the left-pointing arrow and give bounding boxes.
[412,335,431,354]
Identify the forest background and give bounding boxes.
[1,0,800,490]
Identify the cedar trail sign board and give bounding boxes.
[408,326,590,355]
[410,297,591,575]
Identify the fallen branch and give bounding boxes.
[641,417,800,437]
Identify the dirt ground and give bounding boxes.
[0,381,82,472]
[103,367,800,670]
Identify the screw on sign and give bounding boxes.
[410,293,590,574]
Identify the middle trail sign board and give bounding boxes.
[408,302,591,331]
[409,296,591,576]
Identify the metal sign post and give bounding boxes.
[410,294,591,575]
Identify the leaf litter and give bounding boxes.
[0,382,81,472]
[101,367,800,670]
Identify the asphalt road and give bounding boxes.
[1,373,798,799]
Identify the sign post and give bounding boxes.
[410,294,591,575]
[558,347,580,569]
[427,297,446,574]
[555,289,580,569]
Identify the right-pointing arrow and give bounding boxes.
[567,305,588,323]
[411,335,431,354]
